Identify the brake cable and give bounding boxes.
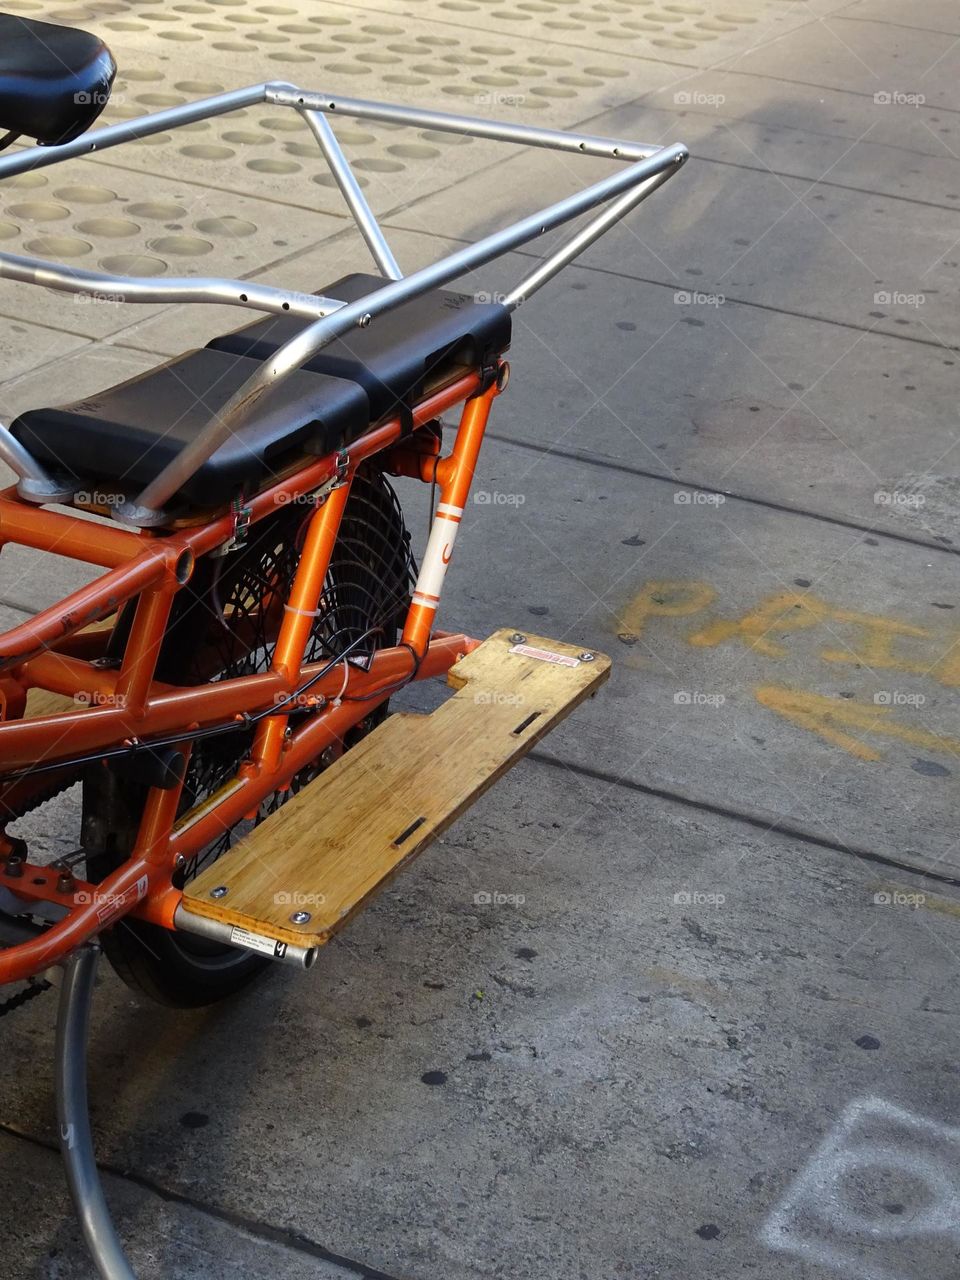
[0,609,417,783]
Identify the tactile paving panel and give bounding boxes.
[3,0,824,68]
[326,0,772,56]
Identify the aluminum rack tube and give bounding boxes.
[267,84,664,162]
[124,141,687,523]
[301,109,403,281]
[173,904,317,969]
[502,162,682,311]
[0,420,74,501]
[0,252,345,319]
[0,83,269,180]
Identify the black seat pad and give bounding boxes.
[207,272,511,426]
[10,350,369,510]
[10,278,510,514]
[0,13,116,145]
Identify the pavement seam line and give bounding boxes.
[484,430,960,557]
[374,224,960,353]
[0,1122,403,1280]
[528,751,960,890]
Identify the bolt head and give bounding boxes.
[579,651,596,662]
[509,632,527,644]
[290,910,311,925]
[210,885,229,899]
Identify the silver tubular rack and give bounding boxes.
[0,82,688,526]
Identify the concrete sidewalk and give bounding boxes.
[1,1,959,1278]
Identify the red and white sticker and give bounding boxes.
[94,874,148,926]
[508,642,580,667]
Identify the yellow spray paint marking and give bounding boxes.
[873,883,960,919]
[690,590,933,673]
[689,591,826,657]
[617,582,960,760]
[909,892,960,922]
[818,608,930,674]
[619,580,716,642]
[755,684,960,763]
[930,643,960,689]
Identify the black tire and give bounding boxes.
[84,467,414,1007]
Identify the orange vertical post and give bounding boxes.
[402,383,498,656]
[252,483,351,772]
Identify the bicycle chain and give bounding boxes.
[0,768,77,1019]
[0,976,51,1019]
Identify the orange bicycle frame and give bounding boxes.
[0,371,500,985]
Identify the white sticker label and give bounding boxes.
[508,642,580,668]
[230,926,288,960]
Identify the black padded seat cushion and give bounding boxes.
[207,272,512,428]
[10,278,510,514]
[10,349,369,510]
[0,13,116,145]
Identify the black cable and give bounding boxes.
[0,624,386,784]
[343,641,422,702]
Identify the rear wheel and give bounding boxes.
[84,467,414,1006]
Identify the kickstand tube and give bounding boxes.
[55,945,137,1280]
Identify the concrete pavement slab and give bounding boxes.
[0,603,29,636]
[596,100,960,210]
[723,12,959,99]
[640,67,960,157]
[841,0,960,30]
[0,1130,360,1280]
[99,16,658,123]
[475,253,960,542]
[1,770,957,1280]
[0,323,88,386]
[111,225,392,357]
[69,19,711,243]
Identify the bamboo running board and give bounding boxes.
[182,629,610,949]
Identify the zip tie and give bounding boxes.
[331,657,351,708]
[283,604,322,618]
